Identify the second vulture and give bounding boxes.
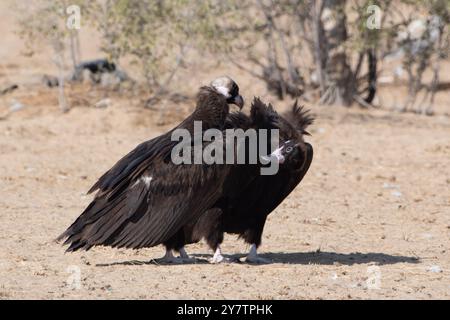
[179,98,314,263]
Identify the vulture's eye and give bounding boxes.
[285,146,293,153]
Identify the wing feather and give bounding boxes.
[59,132,229,251]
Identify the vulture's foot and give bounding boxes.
[209,246,231,264]
[153,249,187,264]
[177,247,197,263]
[245,244,271,264]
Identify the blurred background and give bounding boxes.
[1,0,449,118]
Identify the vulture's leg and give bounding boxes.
[245,244,271,264]
[205,225,230,263]
[208,245,240,264]
[200,209,236,263]
[154,248,196,264]
[177,247,196,263]
[206,233,237,263]
[158,231,195,264]
[209,245,227,264]
[153,249,184,264]
[179,247,189,259]
[242,218,271,264]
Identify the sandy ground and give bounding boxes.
[1,0,450,300]
[0,98,449,299]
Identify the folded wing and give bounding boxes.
[59,135,229,251]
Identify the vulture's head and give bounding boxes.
[275,140,313,171]
[256,98,314,171]
[210,76,244,109]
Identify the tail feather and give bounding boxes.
[57,181,148,252]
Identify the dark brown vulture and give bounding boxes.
[186,98,314,263]
[58,76,244,263]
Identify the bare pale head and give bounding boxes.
[210,76,244,109]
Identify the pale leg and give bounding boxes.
[154,249,182,264]
[209,246,226,264]
[178,247,196,263]
[245,244,271,264]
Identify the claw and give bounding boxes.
[177,247,197,263]
[153,249,184,264]
[153,249,196,264]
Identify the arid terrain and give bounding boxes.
[1,1,449,300]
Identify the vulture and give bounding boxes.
[185,98,314,263]
[58,76,244,263]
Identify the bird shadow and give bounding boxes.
[96,251,419,267]
[96,258,210,267]
[256,251,420,266]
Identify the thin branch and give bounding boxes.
[145,44,188,108]
[226,53,265,80]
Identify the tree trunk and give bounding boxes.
[312,0,326,94]
[365,48,377,104]
[55,48,69,113]
[69,30,81,70]
[316,0,356,106]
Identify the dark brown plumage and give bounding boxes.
[185,98,314,263]
[58,77,243,257]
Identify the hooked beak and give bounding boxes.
[232,95,244,109]
[260,146,285,164]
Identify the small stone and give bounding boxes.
[427,265,442,273]
[392,190,403,197]
[10,100,25,112]
[383,183,399,189]
[94,98,112,109]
